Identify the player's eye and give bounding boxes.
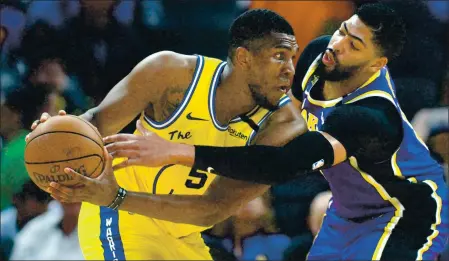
[350,42,360,51]
[275,52,285,60]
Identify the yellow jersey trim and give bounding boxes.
[344,90,395,105]
[359,70,381,89]
[391,150,404,178]
[306,92,342,108]
[349,157,404,260]
[417,180,443,260]
[384,70,397,98]
[302,55,321,91]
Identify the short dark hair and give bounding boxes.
[228,9,294,60]
[355,3,406,61]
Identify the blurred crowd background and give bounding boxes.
[0,0,448,260]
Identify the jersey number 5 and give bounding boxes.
[185,169,209,189]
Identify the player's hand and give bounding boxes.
[103,120,194,170]
[47,147,119,206]
[25,110,67,142]
[31,110,66,130]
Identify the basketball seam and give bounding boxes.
[26,131,103,149]
[25,154,102,165]
[90,158,104,178]
[68,115,103,143]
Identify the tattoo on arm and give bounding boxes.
[160,87,186,121]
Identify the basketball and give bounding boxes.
[24,115,105,191]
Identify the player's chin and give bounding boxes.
[325,64,339,73]
[274,90,286,100]
[263,98,280,111]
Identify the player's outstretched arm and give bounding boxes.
[101,121,345,185]
[169,98,401,184]
[190,131,346,184]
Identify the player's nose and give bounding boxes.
[330,39,345,55]
[283,59,295,79]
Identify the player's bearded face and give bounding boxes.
[316,50,361,82]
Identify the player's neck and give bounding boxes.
[323,72,375,100]
[214,64,257,125]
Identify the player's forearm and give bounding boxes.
[171,143,196,166]
[186,132,335,184]
[79,106,132,137]
[118,191,222,227]
[79,107,122,137]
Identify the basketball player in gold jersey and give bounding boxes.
[34,9,305,260]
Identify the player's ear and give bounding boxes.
[369,57,388,73]
[234,47,252,69]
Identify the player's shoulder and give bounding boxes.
[139,51,197,71]
[136,51,200,84]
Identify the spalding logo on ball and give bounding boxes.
[24,115,105,191]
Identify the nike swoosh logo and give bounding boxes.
[186,112,208,121]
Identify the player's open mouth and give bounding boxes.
[322,50,335,66]
[279,86,290,93]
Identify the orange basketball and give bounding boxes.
[24,115,105,191]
